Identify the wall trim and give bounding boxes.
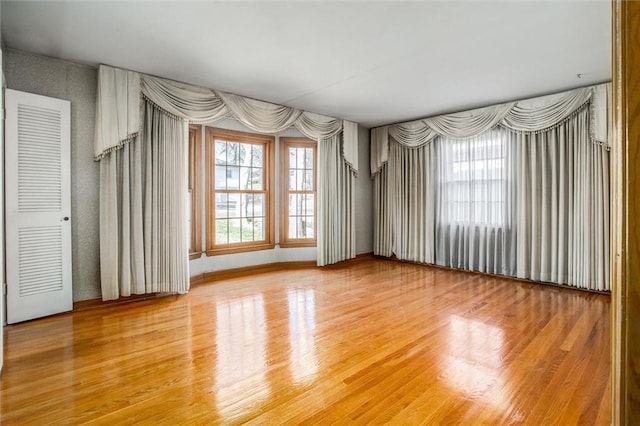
[72,293,174,312]
[191,261,316,285]
[191,253,374,285]
[71,254,375,311]
[375,255,611,296]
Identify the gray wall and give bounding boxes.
[5,49,101,301]
[355,125,373,254]
[3,49,375,302]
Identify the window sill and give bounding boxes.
[279,240,317,249]
[206,242,276,256]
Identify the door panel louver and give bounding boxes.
[18,226,63,296]
[6,89,72,324]
[17,104,62,213]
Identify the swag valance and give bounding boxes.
[94,65,359,173]
[370,83,611,175]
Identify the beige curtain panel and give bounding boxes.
[317,134,356,267]
[100,100,190,300]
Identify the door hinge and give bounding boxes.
[3,283,6,296]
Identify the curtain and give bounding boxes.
[515,106,609,290]
[100,100,189,300]
[371,83,610,174]
[382,139,436,264]
[317,133,356,266]
[94,66,140,159]
[435,128,516,275]
[373,163,392,257]
[97,69,358,172]
[374,101,610,291]
[96,65,360,300]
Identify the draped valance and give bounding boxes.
[94,65,359,173]
[370,83,611,175]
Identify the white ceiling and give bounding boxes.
[1,1,611,128]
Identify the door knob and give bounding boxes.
[63,217,69,221]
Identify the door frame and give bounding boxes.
[611,0,640,423]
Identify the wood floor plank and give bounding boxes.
[0,258,610,424]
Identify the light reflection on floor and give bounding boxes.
[445,315,509,410]
[287,289,318,384]
[215,294,270,418]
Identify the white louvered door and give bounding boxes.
[5,89,72,324]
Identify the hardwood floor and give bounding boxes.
[0,258,610,425]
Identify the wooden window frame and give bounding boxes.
[188,124,202,260]
[280,137,317,248]
[205,127,275,256]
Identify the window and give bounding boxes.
[440,133,507,226]
[206,127,275,255]
[280,138,316,247]
[188,124,202,259]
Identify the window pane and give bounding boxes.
[251,145,263,167]
[215,140,227,165]
[296,148,306,169]
[295,170,305,191]
[241,219,254,242]
[286,215,313,239]
[254,194,265,218]
[215,193,230,218]
[288,194,296,217]
[227,193,241,218]
[296,217,305,239]
[228,218,242,243]
[251,168,263,190]
[242,194,253,219]
[302,170,313,190]
[226,166,240,189]
[239,166,252,190]
[296,194,306,216]
[215,166,227,189]
[288,217,298,239]
[289,170,296,191]
[226,142,240,166]
[216,219,228,245]
[442,134,505,226]
[289,147,297,171]
[304,216,315,238]
[303,194,314,216]
[286,196,314,240]
[253,218,265,240]
[304,148,313,169]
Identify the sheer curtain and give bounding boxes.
[435,127,516,275]
[100,100,190,300]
